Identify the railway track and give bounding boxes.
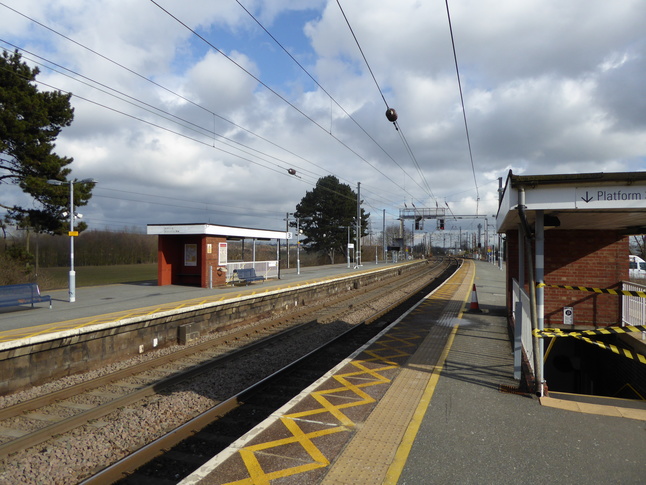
[0,258,456,484]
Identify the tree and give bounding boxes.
[0,49,92,235]
[294,175,369,263]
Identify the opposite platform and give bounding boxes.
[0,262,400,344]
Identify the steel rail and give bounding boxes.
[82,259,457,484]
[81,319,373,484]
[0,258,450,466]
[0,319,318,460]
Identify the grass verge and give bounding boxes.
[39,263,157,290]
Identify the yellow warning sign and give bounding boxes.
[68,231,79,237]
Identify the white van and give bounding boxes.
[629,255,646,279]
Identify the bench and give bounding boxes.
[0,283,52,309]
[234,268,265,285]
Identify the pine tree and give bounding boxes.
[0,49,92,234]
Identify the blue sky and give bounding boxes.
[1,0,645,242]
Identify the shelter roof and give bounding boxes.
[496,171,646,234]
[147,223,291,240]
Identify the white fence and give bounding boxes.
[621,280,646,327]
[224,260,279,285]
[511,279,533,380]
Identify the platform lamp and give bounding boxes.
[47,178,96,302]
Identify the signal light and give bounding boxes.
[439,219,445,230]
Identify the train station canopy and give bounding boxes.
[147,223,292,240]
[496,171,646,234]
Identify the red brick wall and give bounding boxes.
[543,231,628,326]
[505,229,629,327]
[201,236,226,287]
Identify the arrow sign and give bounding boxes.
[580,191,594,203]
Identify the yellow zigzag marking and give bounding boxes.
[220,326,427,484]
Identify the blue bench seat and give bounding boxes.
[234,268,265,285]
[0,283,52,309]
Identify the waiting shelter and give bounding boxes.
[496,171,646,396]
[147,223,291,288]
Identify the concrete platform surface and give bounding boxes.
[396,260,645,485]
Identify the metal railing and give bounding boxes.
[621,280,646,327]
[225,261,279,284]
[511,279,533,380]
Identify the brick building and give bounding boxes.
[496,171,646,396]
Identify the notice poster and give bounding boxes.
[219,242,228,265]
[184,244,197,266]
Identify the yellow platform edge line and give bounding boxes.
[383,261,474,485]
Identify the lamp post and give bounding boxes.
[47,178,95,302]
[337,225,351,268]
[347,225,351,268]
[356,182,361,267]
[288,213,301,275]
[296,216,301,275]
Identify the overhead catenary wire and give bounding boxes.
[0,3,447,219]
[0,64,303,181]
[0,41,333,185]
[444,0,480,214]
[0,2,427,213]
[0,43,407,211]
[1,57,403,216]
[0,19,331,183]
[335,0,437,205]
[10,65,390,211]
[0,4,365,191]
[148,0,417,201]
[234,0,433,201]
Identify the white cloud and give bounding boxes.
[1,0,645,234]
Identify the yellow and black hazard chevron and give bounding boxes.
[534,326,646,365]
[536,282,646,298]
[570,334,646,364]
[534,325,646,338]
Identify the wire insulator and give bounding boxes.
[385,108,398,122]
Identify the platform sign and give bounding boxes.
[575,186,646,209]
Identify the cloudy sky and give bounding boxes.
[1,0,645,238]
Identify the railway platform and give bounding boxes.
[1,259,644,484]
[181,259,645,485]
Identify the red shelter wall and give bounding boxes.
[157,235,226,287]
